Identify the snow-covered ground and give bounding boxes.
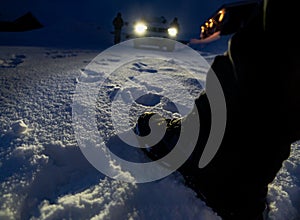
[0,29,300,220]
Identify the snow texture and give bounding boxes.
[0,20,299,220]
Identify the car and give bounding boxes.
[125,16,179,51]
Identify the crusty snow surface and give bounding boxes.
[0,45,299,220]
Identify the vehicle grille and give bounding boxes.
[148,27,167,33]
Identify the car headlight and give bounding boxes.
[135,23,147,35]
[168,27,178,37]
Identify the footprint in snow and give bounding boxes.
[0,54,26,68]
[131,62,158,73]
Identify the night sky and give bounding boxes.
[0,0,244,35]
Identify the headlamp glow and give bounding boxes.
[168,27,178,37]
[135,23,147,35]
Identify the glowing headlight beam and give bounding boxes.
[168,27,178,37]
[135,23,147,35]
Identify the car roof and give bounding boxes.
[142,16,168,23]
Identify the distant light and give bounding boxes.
[135,23,147,35]
[168,27,178,37]
[218,9,225,22]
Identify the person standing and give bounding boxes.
[170,17,180,32]
[112,12,124,45]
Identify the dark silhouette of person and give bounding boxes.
[170,17,180,31]
[135,0,300,219]
[112,12,124,44]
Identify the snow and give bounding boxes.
[0,43,219,219]
[11,120,29,134]
[0,16,300,220]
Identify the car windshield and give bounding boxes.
[144,16,167,24]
